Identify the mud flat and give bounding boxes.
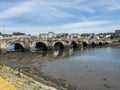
[0,52,68,90]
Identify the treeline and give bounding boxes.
[0,32,26,35]
[13,32,25,35]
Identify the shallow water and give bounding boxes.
[1,46,120,90]
[41,47,120,90]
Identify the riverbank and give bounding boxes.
[0,52,68,90]
[105,41,120,47]
[86,41,120,48]
[0,64,57,90]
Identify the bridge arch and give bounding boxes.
[105,42,108,45]
[99,42,102,46]
[91,42,96,47]
[7,43,24,52]
[33,42,48,50]
[70,41,78,48]
[54,42,64,50]
[82,42,88,47]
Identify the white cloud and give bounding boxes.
[1,20,111,34]
[62,21,109,28]
[0,1,34,19]
[0,0,95,20]
[107,4,120,11]
[0,19,13,25]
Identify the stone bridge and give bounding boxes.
[0,38,112,53]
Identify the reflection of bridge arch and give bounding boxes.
[91,42,96,47]
[34,42,48,50]
[54,42,64,50]
[53,50,64,57]
[7,42,24,52]
[70,41,78,48]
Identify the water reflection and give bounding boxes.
[6,44,82,59]
[31,45,43,52]
[7,44,24,52]
[41,47,120,90]
[31,45,79,58]
[7,44,15,51]
[7,44,80,58]
[7,44,99,60]
[39,49,76,59]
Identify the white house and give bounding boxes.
[115,30,120,37]
[47,32,55,38]
[39,33,48,39]
[0,35,3,39]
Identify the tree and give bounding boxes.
[110,35,114,39]
[13,32,25,35]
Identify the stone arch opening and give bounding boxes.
[91,42,96,47]
[105,42,108,45]
[35,42,48,50]
[54,42,64,50]
[70,41,78,48]
[7,43,24,52]
[99,42,102,46]
[82,42,88,47]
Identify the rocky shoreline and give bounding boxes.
[0,64,57,90]
[0,52,68,90]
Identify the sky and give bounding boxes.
[0,0,120,35]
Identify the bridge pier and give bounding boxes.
[24,45,31,52]
[0,42,7,54]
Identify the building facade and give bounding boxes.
[70,33,81,39]
[47,32,55,38]
[115,30,120,37]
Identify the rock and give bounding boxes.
[103,78,107,81]
[104,83,111,88]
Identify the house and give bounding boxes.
[70,33,81,39]
[0,34,13,39]
[105,35,111,39]
[12,35,31,39]
[81,33,93,39]
[115,30,120,37]
[61,33,69,39]
[90,34,100,40]
[47,32,55,38]
[97,33,114,40]
[56,34,61,38]
[39,33,48,39]
[0,35,3,39]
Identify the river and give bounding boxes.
[0,46,120,90]
[41,47,120,90]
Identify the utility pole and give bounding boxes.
[2,25,5,37]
